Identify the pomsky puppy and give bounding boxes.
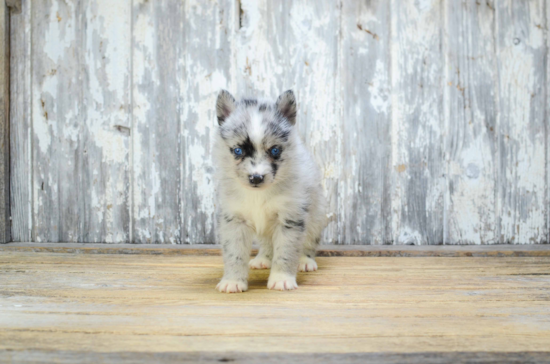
[214,90,327,293]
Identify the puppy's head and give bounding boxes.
[216,90,297,190]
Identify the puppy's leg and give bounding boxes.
[217,215,253,293]
[267,217,304,291]
[299,195,325,272]
[299,236,319,272]
[249,236,272,269]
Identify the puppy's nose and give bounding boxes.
[249,174,264,185]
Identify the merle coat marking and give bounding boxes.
[214,90,327,293]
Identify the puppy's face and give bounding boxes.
[216,90,297,190]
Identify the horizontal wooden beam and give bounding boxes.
[2,243,550,257]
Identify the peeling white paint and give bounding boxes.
[370,60,390,115]
[32,96,53,154]
[496,0,547,244]
[398,227,422,245]
[43,1,75,63]
[13,0,550,244]
[390,0,445,244]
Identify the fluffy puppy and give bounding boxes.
[213,90,326,293]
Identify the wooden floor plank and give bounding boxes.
[0,251,549,362]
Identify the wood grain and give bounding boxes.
[31,1,131,243]
[390,0,445,244]
[495,1,547,244]
[1,251,550,357]
[32,0,79,242]
[180,0,234,244]
[9,0,30,241]
[8,1,550,245]
[0,0,9,243]
[2,242,550,257]
[81,0,131,242]
[445,0,498,244]
[288,1,341,244]
[340,0,391,244]
[546,0,550,250]
[132,0,183,243]
[234,0,287,96]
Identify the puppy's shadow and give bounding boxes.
[248,269,271,290]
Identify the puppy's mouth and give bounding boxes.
[248,183,266,189]
[245,180,271,190]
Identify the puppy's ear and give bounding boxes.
[216,90,236,125]
[276,90,297,125]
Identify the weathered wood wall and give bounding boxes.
[9,0,550,245]
[0,1,11,243]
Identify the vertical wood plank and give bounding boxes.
[340,0,390,244]
[495,0,547,244]
[6,1,21,14]
[32,0,80,242]
[444,0,498,244]
[80,0,131,242]
[0,0,9,243]
[233,0,289,96]
[390,0,445,245]
[234,0,341,244]
[9,0,30,241]
[132,0,183,243]
[289,0,340,244]
[32,0,131,242]
[181,0,235,243]
[547,0,550,244]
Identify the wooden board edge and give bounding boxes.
[1,350,550,364]
[1,242,549,257]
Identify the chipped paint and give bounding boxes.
[10,0,550,244]
[496,0,547,244]
[369,60,390,115]
[390,0,445,245]
[444,0,498,245]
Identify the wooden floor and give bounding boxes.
[1,247,550,363]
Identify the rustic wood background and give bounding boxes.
[9,0,550,245]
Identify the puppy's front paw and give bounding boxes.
[216,279,248,293]
[267,272,298,291]
[249,255,272,269]
[299,256,318,272]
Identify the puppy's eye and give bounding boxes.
[233,148,243,156]
[269,146,280,157]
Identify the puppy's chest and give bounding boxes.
[233,194,279,236]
